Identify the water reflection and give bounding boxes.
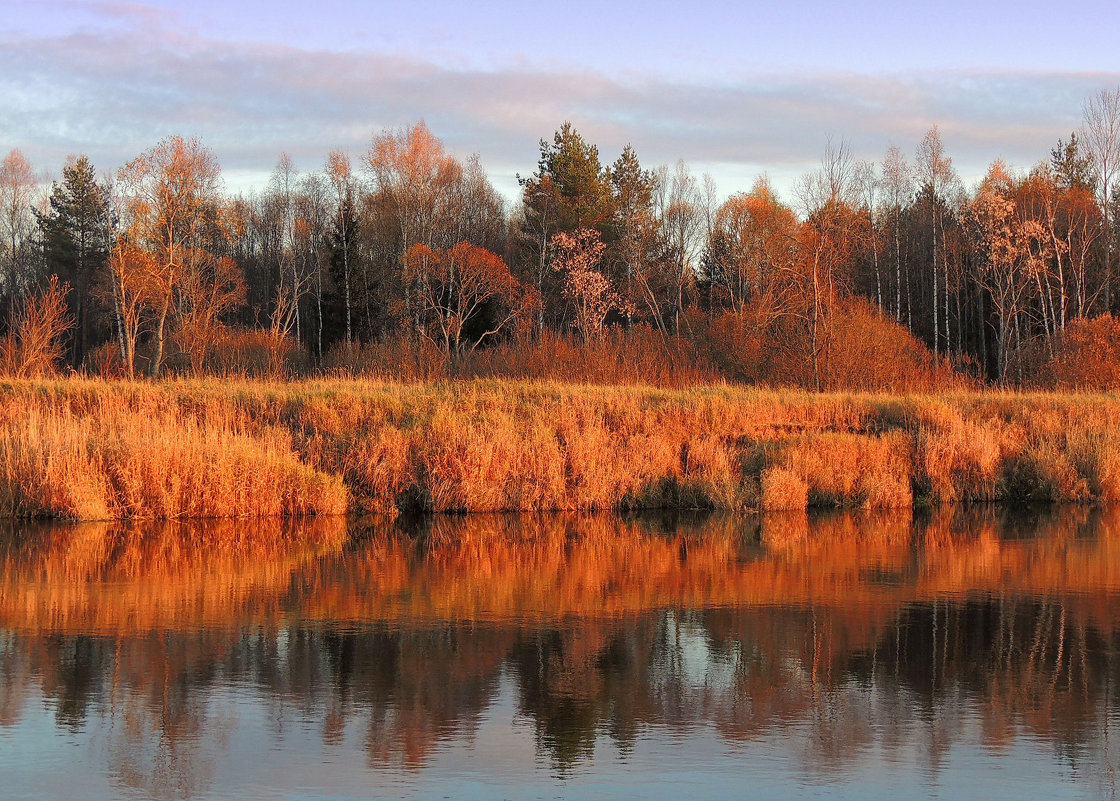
[2,508,1120,799]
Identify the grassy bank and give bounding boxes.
[1,377,1118,519]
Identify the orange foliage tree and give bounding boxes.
[366,122,506,340]
[795,180,867,389]
[104,236,156,378]
[1016,314,1120,389]
[707,179,800,317]
[405,241,537,355]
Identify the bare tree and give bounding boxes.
[326,151,355,348]
[1081,87,1120,309]
[880,145,913,324]
[657,160,706,334]
[0,150,37,310]
[854,160,882,311]
[517,173,560,333]
[267,153,306,342]
[917,126,955,356]
[294,172,331,362]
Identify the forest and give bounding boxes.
[5,88,1120,391]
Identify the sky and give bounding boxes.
[3,0,1120,204]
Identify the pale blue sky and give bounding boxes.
[3,0,1119,201]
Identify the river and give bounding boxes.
[1,507,1118,799]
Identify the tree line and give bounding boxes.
[4,89,1120,386]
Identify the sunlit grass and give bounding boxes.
[0,376,1118,519]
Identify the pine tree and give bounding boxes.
[538,122,615,233]
[37,155,110,366]
[1050,133,1096,192]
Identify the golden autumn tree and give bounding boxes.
[966,162,1052,382]
[366,122,461,333]
[365,121,507,343]
[795,141,868,390]
[703,179,803,382]
[116,137,230,377]
[708,178,801,317]
[366,121,461,252]
[104,236,152,377]
[1017,155,1102,331]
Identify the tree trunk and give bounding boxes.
[150,302,169,378]
[932,205,939,356]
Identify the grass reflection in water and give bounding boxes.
[0,507,1118,799]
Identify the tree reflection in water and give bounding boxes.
[1,507,1120,797]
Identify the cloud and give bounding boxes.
[1,13,1116,202]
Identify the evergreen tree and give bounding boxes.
[609,144,658,319]
[1051,133,1096,192]
[537,122,615,233]
[37,155,110,366]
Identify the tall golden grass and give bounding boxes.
[2,377,1120,519]
[0,386,347,519]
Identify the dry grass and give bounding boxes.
[0,377,1118,519]
[0,389,346,520]
[767,431,912,508]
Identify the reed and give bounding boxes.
[1,377,1119,519]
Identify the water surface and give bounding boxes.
[2,508,1119,799]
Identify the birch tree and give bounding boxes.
[0,149,37,310]
[117,136,225,377]
[916,126,955,356]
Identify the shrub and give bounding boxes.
[696,297,965,392]
[1015,314,1120,390]
[207,328,309,378]
[820,298,966,392]
[0,277,74,377]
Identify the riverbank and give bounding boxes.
[1,377,1117,519]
